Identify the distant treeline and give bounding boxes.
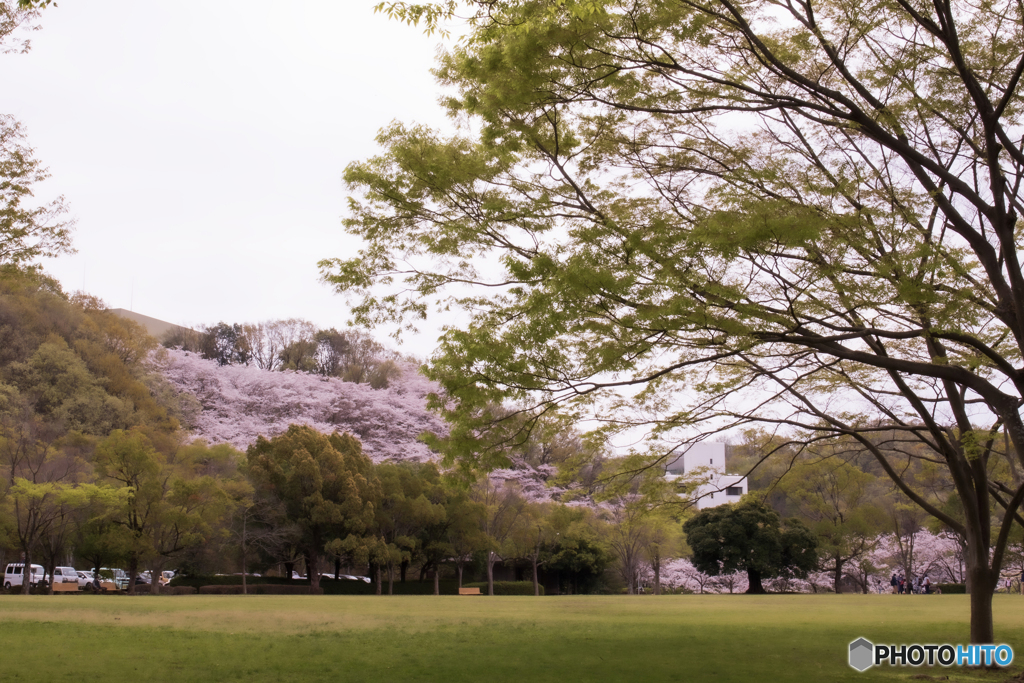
[164,320,403,388]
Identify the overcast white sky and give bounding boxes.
[1,1,455,347]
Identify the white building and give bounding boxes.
[665,443,747,509]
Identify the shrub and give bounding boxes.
[198,585,244,594]
[934,583,966,594]
[256,585,324,595]
[198,584,324,595]
[463,581,544,596]
[173,575,463,595]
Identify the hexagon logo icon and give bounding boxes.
[849,638,874,672]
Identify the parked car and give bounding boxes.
[341,575,372,584]
[76,570,95,589]
[51,566,79,585]
[319,573,372,583]
[3,563,48,590]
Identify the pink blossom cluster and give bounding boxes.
[489,464,568,503]
[867,530,966,584]
[153,347,583,500]
[658,558,750,594]
[152,349,449,461]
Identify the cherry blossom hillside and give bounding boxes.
[152,348,448,461]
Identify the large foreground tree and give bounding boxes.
[684,499,818,593]
[323,0,1024,642]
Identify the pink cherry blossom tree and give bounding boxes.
[151,349,448,461]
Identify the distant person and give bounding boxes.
[890,574,898,594]
[923,575,931,594]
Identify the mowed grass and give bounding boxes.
[1,594,1022,683]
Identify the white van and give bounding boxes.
[51,566,79,585]
[4,563,48,589]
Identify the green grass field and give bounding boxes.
[0,593,1021,682]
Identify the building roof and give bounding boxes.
[108,308,190,340]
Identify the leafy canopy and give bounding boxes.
[324,0,1024,639]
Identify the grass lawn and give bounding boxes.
[0,593,1022,682]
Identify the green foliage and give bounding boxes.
[246,425,376,588]
[0,115,74,269]
[684,500,818,594]
[93,429,239,592]
[774,454,885,592]
[326,0,1024,640]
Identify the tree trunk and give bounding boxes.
[284,560,295,580]
[745,568,766,594]
[308,549,320,590]
[456,563,463,588]
[965,550,996,643]
[400,559,408,583]
[833,557,844,594]
[388,564,394,595]
[532,555,539,596]
[486,551,495,596]
[969,570,995,644]
[149,560,166,596]
[653,553,661,596]
[434,568,440,596]
[375,564,382,596]
[21,551,32,595]
[240,512,247,595]
[334,556,341,580]
[43,559,56,596]
[127,555,139,595]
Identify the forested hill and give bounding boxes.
[153,349,448,461]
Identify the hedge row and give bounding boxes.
[168,576,547,596]
[463,581,544,596]
[198,585,323,595]
[170,575,466,595]
[127,585,196,595]
[935,583,966,594]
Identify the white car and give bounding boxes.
[320,573,371,583]
[340,574,372,583]
[51,566,79,585]
[76,570,95,589]
[4,563,48,590]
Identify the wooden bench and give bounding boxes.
[52,582,79,592]
[458,587,481,595]
[82,581,117,592]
